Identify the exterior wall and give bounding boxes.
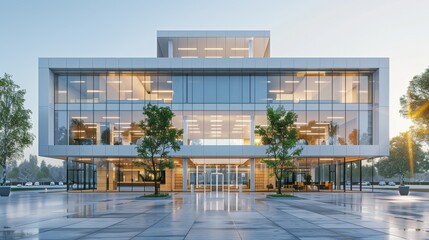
[39,57,389,159]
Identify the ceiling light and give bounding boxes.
[178,47,197,51]
[236,119,251,122]
[210,119,223,122]
[327,116,344,119]
[70,81,85,84]
[87,90,104,93]
[57,90,67,94]
[186,120,197,122]
[127,98,139,101]
[205,56,222,58]
[120,90,132,93]
[269,90,284,93]
[205,47,223,50]
[181,56,198,58]
[71,117,88,119]
[285,80,299,83]
[231,48,248,50]
[141,80,153,83]
[210,115,223,118]
[188,124,198,126]
[229,56,244,58]
[107,81,122,84]
[211,124,222,127]
[114,123,131,125]
[103,116,120,119]
[304,90,318,93]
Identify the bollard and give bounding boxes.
[191,184,194,193]
[45,188,47,193]
[239,185,242,193]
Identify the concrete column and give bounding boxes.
[168,40,173,58]
[182,158,188,192]
[196,165,199,188]
[250,158,255,191]
[336,161,341,190]
[248,38,254,58]
[236,165,239,189]
[183,116,188,146]
[250,115,255,145]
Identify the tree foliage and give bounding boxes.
[135,104,183,195]
[0,73,35,185]
[255,106,302,194]
[400,67,429,143]
[375,131,428,185]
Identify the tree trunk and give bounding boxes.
[277,178,282,194]
[154,171,159,195]
[1,160,6,186]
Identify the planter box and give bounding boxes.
[0,186,11,197]
[399,186,410,196]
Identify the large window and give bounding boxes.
[54,71,374,146]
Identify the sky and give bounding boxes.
[1,0,428,166]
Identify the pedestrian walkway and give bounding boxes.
[0,191,428,239]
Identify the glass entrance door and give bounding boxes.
[210,173,224,192]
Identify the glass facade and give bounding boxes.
[57,71,376,192]
[54,71,373,146]
[157,36,270,58]
[66,157,375,192]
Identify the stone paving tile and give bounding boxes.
[0,191,429,239]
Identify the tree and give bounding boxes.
[37,160,51,180]
[255,106,302,194]
[400,67,429,143]
[0,73,35,185]
[135,104,183,195]
[375,131,428,185]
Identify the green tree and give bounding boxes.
[400,67,429,143]
[0,74,35,185]
[37,160,51,180]
[375,131,428,185]
[255,106,302,194]
[135,104,183,195]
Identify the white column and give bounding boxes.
[336,160,342,190]
[248,37,254,58]
[196,165,199,188]
[182,158,188,192]
[250,115,255,145]
[183,116,188,146]
[250,158,255,191]
[236,165,238,189]
[168,40,173,58]
[228,164,230,192]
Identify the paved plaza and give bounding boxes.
[1,190,429,239]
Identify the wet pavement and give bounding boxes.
[1,190,429,239]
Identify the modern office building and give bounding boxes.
[39,30,389,192]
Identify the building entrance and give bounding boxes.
[189,160,250,192]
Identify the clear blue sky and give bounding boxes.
[1,0,428,165]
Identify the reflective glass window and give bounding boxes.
[359,111,372,144]
[55,111,68,145]
[55,75,67,103]
[346,111,358,145]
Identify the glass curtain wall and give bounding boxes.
[55,71,374,147]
